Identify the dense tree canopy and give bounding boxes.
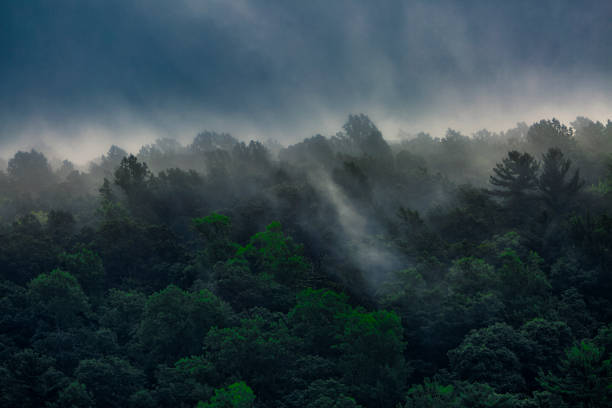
[0,114,611,407]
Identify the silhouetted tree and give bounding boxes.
[489,151,540,224]
[114,155,150,192]
[113,155,154,218]
[336,114,393,161]
[1,112,612,408]
[572,116,612,156]
[489,151,539,201]
[190,131,238,153]
[7,149,55,194]
[55,160,75,181]
[538,148,584,213]
[90,145,128,181]
[527,119,576,154]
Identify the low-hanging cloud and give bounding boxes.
[1,0,611,163]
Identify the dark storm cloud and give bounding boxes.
[1,0,611,160]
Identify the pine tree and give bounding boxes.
[489,151,540,201]
[538,148,584,213]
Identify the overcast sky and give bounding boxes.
[1,0,611,162]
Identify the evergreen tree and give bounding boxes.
[489,151,539,202]
[538,148,584,213]
[538,341,612,407]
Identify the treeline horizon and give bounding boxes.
[3,114,612,181]
[1,113,612,407]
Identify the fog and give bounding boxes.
[1,0,612,300]
[3,4,612,404]
[2,1,611,163]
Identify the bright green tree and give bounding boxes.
[402,379,459,408]
[197,381,255,408]
[231,221,312,288]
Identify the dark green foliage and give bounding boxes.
[203,308,302,402]
[31,327,119,374]
[0,214,59,285]
[539,148,584,213]
[193,213,235,265]
[1,114,611,408]
[454,382,526,408]
[289,288,351,355]
[520,318,573,381]
[289,288,408,407]
[448,323,532,393]
[489,150,540,200]
[210,262,292,312]
[401,379,527,408]
[336,307,408,407]
[47,210,76,243]
[231,221,312,288]
[114,155,151,194]
[136,285,231,365]
[99,289,146,346]
[151,167,206,219]
[58,247,105,297]
[153,355,215,406]
[488,151,540,225]
[402,379,459,408]
[554,288,597,340]
[74,356,145,408]
[50,381,95,408]
[284,379,363,408]
[446,257,497,296]
[538,340,612,407]
[431,186,502,243]
[0,349,68,408]
[95,212,184,288]
[27,269,91,330]
[128,389,156,408]
[496,250,550,324]
[0,279,31,345]
[197,381,255,408]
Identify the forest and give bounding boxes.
[0,113,611,408]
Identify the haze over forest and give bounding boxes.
[2,0,612,162]
[1,1,612,408]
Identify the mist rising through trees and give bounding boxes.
[1,114,612,407]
